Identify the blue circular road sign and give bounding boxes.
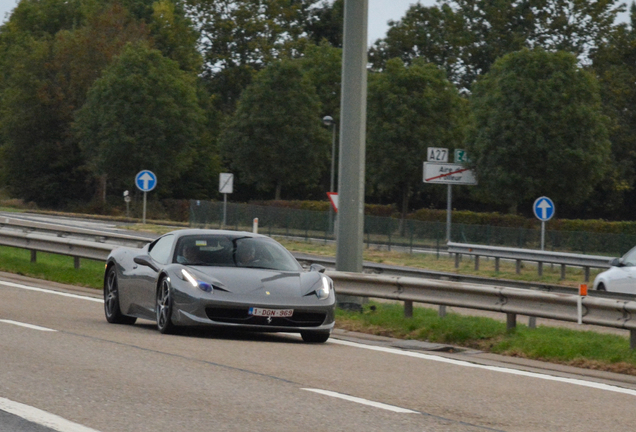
[533,196,555,221]
[135,170,157,192]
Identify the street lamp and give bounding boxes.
[322,115,337,234]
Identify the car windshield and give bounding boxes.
[173,235,302,271]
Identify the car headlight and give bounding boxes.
[316,275,331,300]
[181,269,212,293]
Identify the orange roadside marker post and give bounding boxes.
[578,284,587,324]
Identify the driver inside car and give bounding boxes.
[177,244,200,264]
[235,243,260,266]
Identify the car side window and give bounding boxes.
[148,234,174,265]
[623,248,636,266]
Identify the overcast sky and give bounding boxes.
[0,0,630,46]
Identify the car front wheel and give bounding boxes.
[300,331,330,343]
[156,277,176,334]
[597,283,606,291]
[104,267,136,325]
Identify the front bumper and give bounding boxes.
[171,287,336,333]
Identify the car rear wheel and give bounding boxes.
[597,283,606,291]
[104,267,136,325]
[156,277,176,334]
[300,331,330,343]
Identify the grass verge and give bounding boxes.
[0,245,103,288]
[337,302,636,375]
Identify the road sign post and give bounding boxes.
[123,190,131,219]
[135,170,157,224]
[533,196,555,250]
[219,173,234,227]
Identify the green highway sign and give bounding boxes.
[454,149,470,164]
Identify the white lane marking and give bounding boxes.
[0,319,56,332]
[302,388,418,413]
[329,339,636,397]
[0,281,103,303]
[3,282,636,398]
[0,397,101,432]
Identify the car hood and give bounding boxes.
[185,266,323,297]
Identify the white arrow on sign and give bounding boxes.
[139,173,154,190]
[537,199,552,219]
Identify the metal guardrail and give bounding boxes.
[447,242,613,282]
[0,218,635,347]
[328,271,636,348]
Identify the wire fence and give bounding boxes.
[189,200,636,257]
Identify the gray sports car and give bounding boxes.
[103,229,335,343]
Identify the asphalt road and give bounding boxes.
[1,272,636,432]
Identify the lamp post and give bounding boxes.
[323,115,337,234]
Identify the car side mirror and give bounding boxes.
[134,255,158,272]
[309,264,326,273]
[610,258,621,267]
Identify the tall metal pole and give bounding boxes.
[329,123,337,234]
[446,185,452,242]
[336,0,368,273]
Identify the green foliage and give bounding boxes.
[370,0,625,90]
[150,0,202,72]
[0,246,103,288]
[0,35,93,207]
[588,11,636,219]
[74,43,211,197]
[219,59,329,199]
[304,0,343,47]
[468,49,611,211]
[366,58,467,217]
[337,302,636,369]
[299,41,342,120]
[184,0,319,111]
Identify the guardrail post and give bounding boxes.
[30,250,36,263]
[560,264,566,280]
[516,260,521,274]
[538,262,543,276]
[495,257,500,272]
[74,257,80,269]
[584,267,590,282]
[404,300,413,318]
[506,313,517,331]
[438,305,446,318]
[631,330,636,350]
[455,254,460,268]
[528,316,536,329]
[474,255,479,271]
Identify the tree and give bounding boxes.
[467,49,611,213]
[184,0,320,111]
[305,0,343,48]
[586,2,636,219]
[299,41,342,120]
[370,0,625,90]
[0,36,93,207]
[74,43,210,197]
[219,59,329,199]
[366,58,467,220]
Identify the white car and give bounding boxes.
[593,246,636,293]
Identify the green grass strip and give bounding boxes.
[336,302,636,374]
[0,245,103,288]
